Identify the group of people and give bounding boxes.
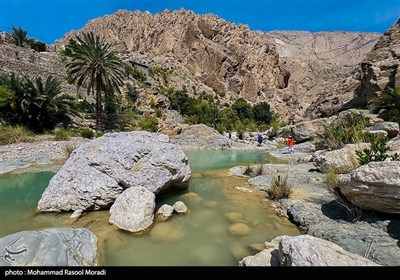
[257,134,296,153]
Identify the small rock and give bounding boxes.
[70,209,83,219]
[157,204,174,221]
[249,242,266,253]
[228,223,252,236]
[109,187,155,233]
[173,201,188,214]
[234,186,253,193]
[180,192,202,203]
[225,212,244,222]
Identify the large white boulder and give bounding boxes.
[340,161,400,214]
[239,235,379,266]
[38,132,191,212]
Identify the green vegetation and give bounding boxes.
[0,72,77,132]
[314,112,370,150]
[10,26,47,52]
[373,87,400,124]
[54,129,71,141]
[125,64,147,82]
[29,40,47,52]
[167,89,276,132]
[80,128,95,139]
[10,26,30,47]
[356,136,399,165]
[138,114,158,132]
[63,32,125,131]
[0,125,33,145]
[267,174,292,200]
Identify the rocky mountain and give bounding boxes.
[0,9,392,122]
[356,18,400,106]
[262,31,380,118]
[57,9,288,103]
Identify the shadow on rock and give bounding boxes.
[320,201,349,221]
[387,220,400,247]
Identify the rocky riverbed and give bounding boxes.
[232,145,400,266]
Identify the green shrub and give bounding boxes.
[253,102,273,125]
[138,114,158,132]
[267,174,292,200]
[54,129,71,141]
[80,128,95,139]
[373,87,400,124]
[314,112,369,150]
[95,131,104,138]
[356,136,399,165]
[0,125,34,145]
[29,40,47,52]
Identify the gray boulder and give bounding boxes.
[370,122,399,138]
[291,117,335,142]
[38,132,191,212]
[171,124,248,149]
[340,161,400,214]
[0,228,97,266]
[312,143,369,173]
[239,235,379,266]
[109,187,155,232]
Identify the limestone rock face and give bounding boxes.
[57,9,287,104]
[109,187,156,232]
[38,132,191,212]
[263,31,380,119]
[312,143,369,173]
[0,228,97,266]
[357,19,400,106]
[340,161,400,214]
[171,124,247,149]
[239,235,379,266]
[291,117,335,142]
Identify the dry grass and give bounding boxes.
[54,129,71,141]
[0,125,34,145]
[63,145,75,158]
[267,174,292,200]
[243,164,253,176]
[254,163,265,176]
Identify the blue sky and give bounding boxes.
[0,0,399,44]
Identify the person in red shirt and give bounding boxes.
[287,136,295,153]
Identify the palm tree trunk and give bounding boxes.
[96,89,101,131]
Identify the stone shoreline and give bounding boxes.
[233,146,400,266]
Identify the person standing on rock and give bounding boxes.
[257,134,263,146]
[287,136,295,153]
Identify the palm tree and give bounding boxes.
[63,32,125,130]
[373,87,400,124]
[10,26,31,47]
[0,72,77,132]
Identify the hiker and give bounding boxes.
[257,134,263,146]
[287,136,295,153]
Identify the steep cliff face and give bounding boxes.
[356,19,400,106]
[0,9,389,122]
[262,31,380,119]
[57,9,288,103]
